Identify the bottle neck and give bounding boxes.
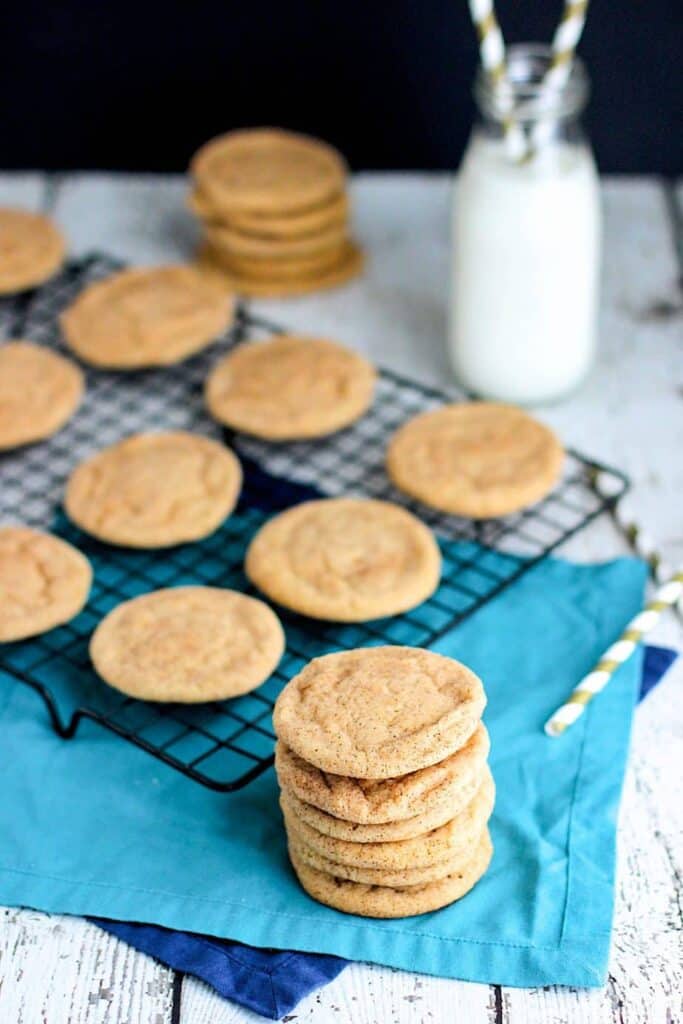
[474,44,590,136]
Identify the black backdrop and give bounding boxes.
[1,1,681,174]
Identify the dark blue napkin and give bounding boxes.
[93,644,676,1019]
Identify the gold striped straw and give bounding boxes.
[531,0,591,152]
[467,0,527,161]
[545,568,683,737]
[589,468,683,618]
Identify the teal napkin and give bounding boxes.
[0,514,646,989]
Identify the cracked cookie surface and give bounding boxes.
[0,341,83,449]
[245,499,440,621]
[206,335,375,440]
[90,585,285,702]
[65,431,242,548]
[273,646,486,778]
[387,401,564,518]
[191,128,347,216]
[60,265,234,368]
[0,208,65,294]
[0,526,92,641]
[282,768,494,870]
[289,830,493,918]
[275,723,490,824]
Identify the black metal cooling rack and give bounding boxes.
[0,253,629,792]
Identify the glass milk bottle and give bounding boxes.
[450,45,601,404]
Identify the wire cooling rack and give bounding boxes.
[0,253,629,792]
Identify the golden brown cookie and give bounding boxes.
[0,208,65,295]
[288,830,488,888]
[90,586,284,702]
[245,500,441,622]
[281,784,467,844]
[191,128,347,216]
[65,431,242,548]
[197,240,364,299]
[275,724,490,824]
[0,526,92,641]
[273,646,486,778]
[0,342,84,450]
[205,335,376,441]
[205,237,348,278]
[205,220,348,262]
[387,402,564,519]
[282,769,494,870]
[60,265,234,369]
[289,830,493,918]
[188,187,349,239]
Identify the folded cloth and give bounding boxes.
[0,459,659,1001]
[91,643,676,1019]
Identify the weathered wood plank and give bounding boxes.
[0,909,175,1023]
[179,962,495,1023]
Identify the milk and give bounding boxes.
[449,135,601,405]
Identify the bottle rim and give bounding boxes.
[474,43,590,123]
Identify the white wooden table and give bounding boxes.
[0,173,681,1024]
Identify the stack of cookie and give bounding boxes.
[189,128,363,298]
[274,646,494,918]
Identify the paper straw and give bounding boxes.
[467,0,527,161]
[531,0,591,152]
[545,569,683,737]
[590,469,683,617]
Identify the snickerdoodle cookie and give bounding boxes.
[279,768,478,843]
[274,723,490,824]
[0,342,83,449]
[191,128,347,216]
[0,208,65,294]
[281,769,495,870]
[245,499,440,622]
[289,830,493,918]
[273,647,485,778]
[60,265,234,369]
[90,586,284,702]
[197,240,363,299]
[65,431,242,548]
[205,335,376,440]
[288,829,489,888]
[386,402,564,518]
[0,526,92,641]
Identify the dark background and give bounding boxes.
[1,1,681,174]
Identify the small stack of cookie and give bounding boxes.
[274,646,494,918]
[189,128,363,298]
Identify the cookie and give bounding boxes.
[90,586,284,702]
[196,240,364,299]
[289,830,493,918]
[273,646,486,778]
[205,335,376,441]
[0,526,92,642]
[0,208,65,295]
[205,238,348,279]
[65,431,242,548]
[280,784,469,844]
[387,402,565,519]
[281,769,494,870]
[60,265,234,369]
[288,830,488,888]
[205,220,348,261]
[245,500,441,622]
[191,128,347,216]
[275,724,490,824]
[0,341,83,450]
[188,188,349,239]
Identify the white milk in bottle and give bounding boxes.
[450,46,601,404]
